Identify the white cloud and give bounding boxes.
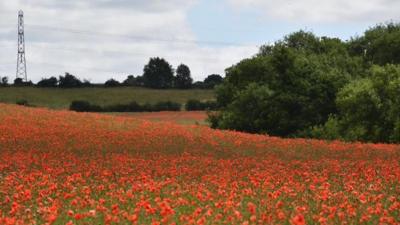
[227,0,400,23]
[0,0,257,82]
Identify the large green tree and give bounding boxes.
[175,64,192,89]
[348,22,400,65]
[313,65,400,143]
[143,57,174,89]
[211,31,364,137]
[203,74,223,89]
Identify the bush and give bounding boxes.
[105,101,142,112]
[14,78,33,86]
[307,64,400,143]
[0,76,9,86]
[70,100,103,112]
[104,79,121,87]
[192,81,205,89]
[37,77,58,87]
[59,73,82,88]
[16,99,29,106]
[334,65,399,143]
[209,83,274,134]
[70,100,182,112]
[185,99,218,111]
[152,101,181,111]
[308,116,343,140]
[203,74,223,89]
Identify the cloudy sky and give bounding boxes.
[0,0,399,83]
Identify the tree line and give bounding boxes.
[0,57,223,89]
[210,22,400,143]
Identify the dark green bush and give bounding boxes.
[152,101,181,111]
[16,99,29,106]
[70,100,181,112]
[185,99,218,111]
[69,100,103,112]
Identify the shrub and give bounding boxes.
[59,73,82,88]
[185,99,218,111]
[70,101,182,112]
[16,99,29,106]
[37,77,58,87]
[152,101,181,111]
[14,78,33,86]
[203,74,223,89]
[104,79,121,87]
[70,100,103,112]
[105,101,142,112]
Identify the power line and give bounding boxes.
[30,62,130,75]
[0,42,247,63]
[25,24,258,47]
[29,44,240,63]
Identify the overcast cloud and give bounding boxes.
[227,0,400,23]
[0,0,399,82]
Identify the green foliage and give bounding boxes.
[104,78,121,87]
[185,99,218,111]
[175,64,193,89]
[58,73,82,88]
[143,57,174,89]
[37,77,58,87]
[309,116,343,141]
[203,74,223,89]
[70,100,182,112]
[0,76,8,86]
[14,78,33,87]
[123,75,144,87]
[16,99,29,106]
[213,31,362,136]
[210,83,274,134]
[70,100,103,112]
[349,22,400,65]
[211,24,400,143]
[152,101,181,111]
[334,65,400,143]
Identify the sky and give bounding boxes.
[0,0,400,83]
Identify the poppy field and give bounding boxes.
[0,103,399,224]
[114,111,208,125]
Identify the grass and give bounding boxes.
[0,87,215,109]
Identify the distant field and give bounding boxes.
[0,87,215,109]
[113,111,209,125]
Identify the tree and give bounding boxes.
[37,77,58,87]
[175,64,192,89]
[203,74,223,89]
[143,57,174,89]
[82,79,92,87]
[318,65,400,143]
[192,81,205,89]
[123,75,136,86]
[14,78,24,86]
[58,73,82,88]
[210,83,274,133]
[348,22,400,65]
[135,75,145,86]
[0,76,8,86]
[211,31,363,137]
[104,78,121,87]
